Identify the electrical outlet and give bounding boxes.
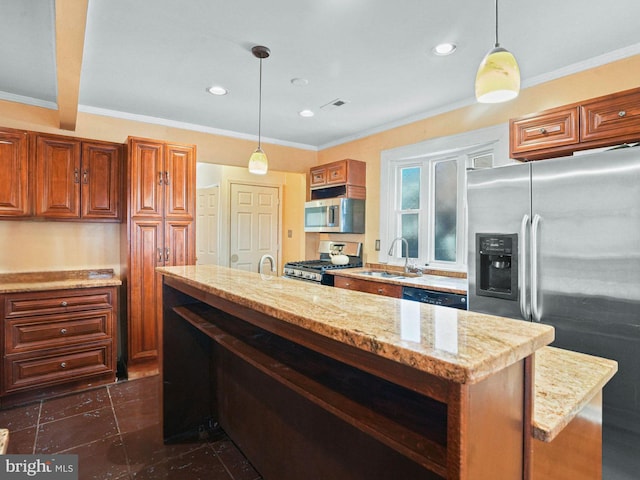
[375,239,380,251]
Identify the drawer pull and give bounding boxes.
[60,362,67,369]
[618,110,626,118]
[60,301,68,307]
[378,288,384,293]
[60,328,68,335]
[539,127,547,134]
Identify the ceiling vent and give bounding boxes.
[321,98,350,111]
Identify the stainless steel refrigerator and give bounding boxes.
[467,147,640,450]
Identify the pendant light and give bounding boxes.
[248,45,270,175]
[475,0,520,103]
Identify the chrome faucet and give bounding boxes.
[387,237,409,273]
[259,254,276,275]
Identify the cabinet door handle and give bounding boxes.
[60,362,67,369]
[165,247,170,263]
[82,169,89,184]
[164,171,170,185]
[60,301,68,307]
[157,247,164,263]
[74,169,80,183]
[618,110,627,118]
[158,171,164,185]
[60,328,68,335]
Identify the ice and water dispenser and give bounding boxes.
[475,234,518,300]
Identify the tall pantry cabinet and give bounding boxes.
[122,137,196,378]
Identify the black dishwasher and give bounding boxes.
[402,286,467,310]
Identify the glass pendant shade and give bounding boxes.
[475,46,520,103]
[248,147,268,175]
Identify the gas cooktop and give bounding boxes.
[284,241,363,284]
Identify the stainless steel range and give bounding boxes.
[284,241,362,285]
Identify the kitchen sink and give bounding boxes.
[357,271,405,279]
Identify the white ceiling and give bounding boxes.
[1,0,640,150]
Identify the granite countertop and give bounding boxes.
[330,267,468,295]
[533,346,618,442]
[0,269,122,293]
[158,264,553,385]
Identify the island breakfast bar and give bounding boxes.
[158,265,599,479]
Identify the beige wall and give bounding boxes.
[1,54,639,273]
[315,54,640,262]
[0,106,315,274]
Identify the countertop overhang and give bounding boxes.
[158,265,553,384]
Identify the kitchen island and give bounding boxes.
[158,265,613,479]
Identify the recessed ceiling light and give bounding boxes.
[432,43,457,56]
[207,85,228,96]
[291,77,309,87]
[299,109,315,117]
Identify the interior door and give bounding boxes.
[196,186,219,265]
[229,183,279,272]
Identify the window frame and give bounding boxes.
[379,124,509,273]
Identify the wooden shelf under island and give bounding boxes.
[158,265,616,480]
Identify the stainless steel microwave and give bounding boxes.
[304,198,365,233]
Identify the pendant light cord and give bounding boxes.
[494,0,500,47]
[258,57,263,149]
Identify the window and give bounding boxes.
[380,124,508,272]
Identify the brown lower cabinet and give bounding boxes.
[123,137,196,378]
[334,275,403,298]
[0,287,117,407]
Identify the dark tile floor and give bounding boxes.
[0,376,262,480]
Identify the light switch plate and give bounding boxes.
[375,239,380,251]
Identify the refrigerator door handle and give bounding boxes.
[531,214,542,322]
[519,214,530,320]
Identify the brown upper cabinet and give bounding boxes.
[81,142,122,220]
[129,140,195,219]
[510,87,640,161]
[0,127,29,217]
[0,128,122,221]
[309,159,366,199]
[35,134,122,221]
